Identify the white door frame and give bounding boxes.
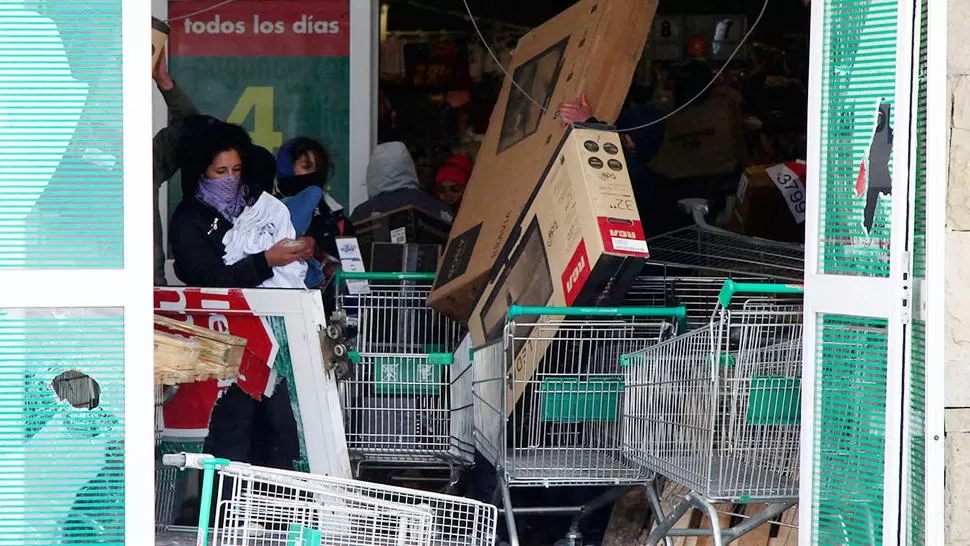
[1,1,156,543]
[800,0,917,542]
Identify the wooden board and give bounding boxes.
[767,506,799,546]
[602,487,650,546]
[645,481,799,545]
[154,314,247,385]
[735,504,774,545]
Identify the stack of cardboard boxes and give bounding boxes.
[427,0,659,415]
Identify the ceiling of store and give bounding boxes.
[387,0,809,44]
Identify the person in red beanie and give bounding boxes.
[435,154,472,212]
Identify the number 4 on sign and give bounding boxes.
[227,86,283,151]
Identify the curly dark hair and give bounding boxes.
[179,120,257,201]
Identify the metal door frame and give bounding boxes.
[802,0,920,543]
[0,1,155,543]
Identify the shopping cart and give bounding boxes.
[163,452,498,546]
[330,271,471,483]
[624,273,789,329]
[155,384,181,530]
[472,305,686,546]
[620,280,804,545]
[645,199,804,281]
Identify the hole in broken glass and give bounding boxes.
[51,370,101,410]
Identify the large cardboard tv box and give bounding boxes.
[469,126,650,415]
[429,0,658,322]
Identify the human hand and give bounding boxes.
[265,239,305,267]
[153,46,175,91]
[296,236,316,261]
[557,94,592,125]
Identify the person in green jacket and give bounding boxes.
[153,52,200,286]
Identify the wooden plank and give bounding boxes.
[602,487,650,546]
[693,503,734,546]
[767,506,798,546]
[735,504,774,546]
[154,314,247,384]
[647,482,700,546]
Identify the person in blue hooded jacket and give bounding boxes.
[274,137,355,288]
[349,142,455,224]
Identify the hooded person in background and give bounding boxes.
[435,153,472,213]
[350,142,455,224]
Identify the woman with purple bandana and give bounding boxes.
[169,122,312,288]
[168,122,308,522]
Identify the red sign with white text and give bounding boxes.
[155,288,280,436]
[169,0,349,57]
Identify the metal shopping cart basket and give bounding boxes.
[163,452,497,546]
[155,384,181,530]
[646,199,804,282]
[620,280,804,545]
[472,305,686,546]
[330,271,472,480]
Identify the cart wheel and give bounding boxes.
[333,359,352,380]
[326,324,344,341]
[333,343,347,358]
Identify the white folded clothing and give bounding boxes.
[223,192,307,288]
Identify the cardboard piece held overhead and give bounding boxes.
[429,0,659,322]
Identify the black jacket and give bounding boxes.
[170,195,273,288]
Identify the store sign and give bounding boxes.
[155,287,280,435]
[168,0,351,207]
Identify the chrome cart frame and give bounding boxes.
[331,271,472,482]
[155,384,180,531]
[164,453,497,546]
[473,305,686,546]
[646,199,804,282]
[621,281,804,546]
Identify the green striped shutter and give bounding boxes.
[0,1,146,544]
[0,310,125,544]
[0,2,124,269]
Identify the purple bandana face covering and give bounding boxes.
[196,175,247,221]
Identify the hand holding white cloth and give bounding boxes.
[222,193,307,288]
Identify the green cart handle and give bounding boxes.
[717,280,804,307]
[197,456,230,546]
[335,271,436,284]
[507,305,687,320]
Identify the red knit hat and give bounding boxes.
[435,154,472,189]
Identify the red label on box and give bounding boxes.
[169,0,350,57]
[562,240,591,306]
[597,217,650,257]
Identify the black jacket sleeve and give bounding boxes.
[170,209,274,288]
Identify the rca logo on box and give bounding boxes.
[598,217,649,257]
[562,240,591,305]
